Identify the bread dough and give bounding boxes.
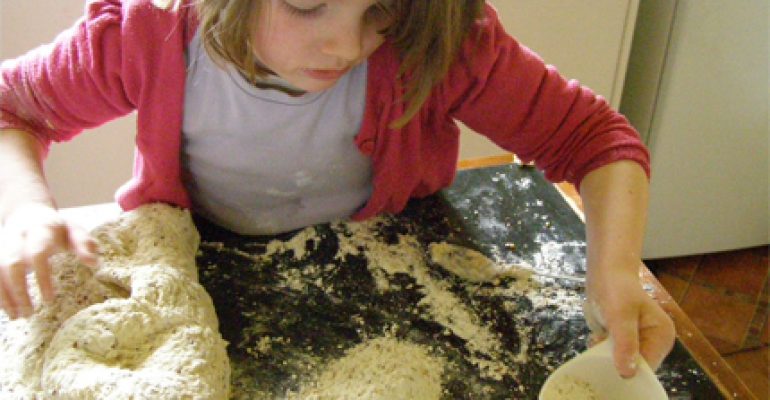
[0,204,230,399]
[291,336,444,400]
[429,242,531,283]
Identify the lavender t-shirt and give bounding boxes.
[182,31,372,235]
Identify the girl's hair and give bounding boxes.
[169,0,485,128]
[384,0,485,127]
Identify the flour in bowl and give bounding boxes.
[540,375,599,400]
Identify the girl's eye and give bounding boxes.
[279,0,392,27]
[280,0,324,17]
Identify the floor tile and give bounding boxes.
[749,281,769,347]
[755,245,769,264]
[693,247,769,299]
[745,309,768,348]
[649,248,769,398]
[680,283,756,353]
[760,301,769,346]
[656,272,690,303]
[648,255,702,280]
[760,278,769,306]
[724,347,769,400]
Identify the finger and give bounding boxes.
[588,331,608,347]
[24,224,69,305]
[67,226,99,267]
[7,259,33,317]
[609,318,641,378]
[0,271,18,319]
[640,332,674,371]
[31,250,56,304]
[639,310,676,370]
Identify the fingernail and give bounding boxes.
[81,254,99,267]
[622,361,638,378]
[628,361,638,374]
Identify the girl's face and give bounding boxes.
[252,0,393,92]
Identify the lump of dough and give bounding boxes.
[0,203,230,399]
[429,242,531,283]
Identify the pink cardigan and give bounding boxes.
[0,0,649,221]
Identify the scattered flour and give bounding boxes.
[332,219,520,381]
[210,214,587,398]
[263,227,321,260]
[244,217,574,383]
[290,336,444,400]
[0,204,230,399]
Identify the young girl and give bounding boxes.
[0,0,674,379]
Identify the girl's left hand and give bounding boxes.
[585,269,676,378]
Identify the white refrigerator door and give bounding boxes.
[622,0,769,259]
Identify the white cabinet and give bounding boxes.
[459,0,640,160]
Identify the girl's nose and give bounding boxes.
[321,21,363,62]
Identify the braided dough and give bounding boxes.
[0,204,230,399]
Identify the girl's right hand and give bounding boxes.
[0,203,98,319]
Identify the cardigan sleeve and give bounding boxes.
[445,4,650,189]
[0,0,163,149]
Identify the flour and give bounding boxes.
[0,204,230,399]
[540,375,599,400]
[263,227,321,260]
[214,213,587,398]
[290,336,444,400]
[240,217,547,383]
[332,219,519,380]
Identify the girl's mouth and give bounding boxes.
[304,68,349,80]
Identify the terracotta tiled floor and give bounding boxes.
[647,246,770,400]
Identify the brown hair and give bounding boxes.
[191,0,485,128]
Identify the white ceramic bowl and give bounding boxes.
[539,339,668,400]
